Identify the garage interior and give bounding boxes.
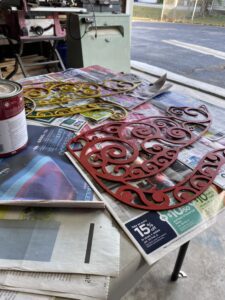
[0,1,225,300]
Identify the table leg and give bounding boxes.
[5,37,20,80]
[171,241,190,281]
[15,41,28,77]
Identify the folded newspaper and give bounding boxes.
[0,207,120,276]
[0,290,55,300]
[0,271,109,300]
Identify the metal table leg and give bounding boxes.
[50,40,66,71]
[171,241,190,281]
[5,37,21,80]
[15,41,28,77]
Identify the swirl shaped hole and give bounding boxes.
[69,139,85,152]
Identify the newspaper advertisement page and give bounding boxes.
[0,271,109,300]
[46,66,116,82]
[19,75,54,86]
[0,207,120,276]
[0,125,103,208]
[152,92,225,189]
[32,114,87,133]
[68,155,225,265]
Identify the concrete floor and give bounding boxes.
[122,212,225,300]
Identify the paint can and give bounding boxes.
[0,79,28,157]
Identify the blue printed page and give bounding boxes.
[0,125,103,208]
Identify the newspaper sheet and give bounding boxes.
[0,286,106,300]
[0,289,54,300]
[66,90,225,266]
[0,125,103,208]
[0,271,109,300]
[68,154,225,265]
[33,115,87,133]
[0,207,119,276]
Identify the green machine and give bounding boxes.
[66,13,130,73]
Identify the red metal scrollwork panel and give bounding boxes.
[67,105,225,210]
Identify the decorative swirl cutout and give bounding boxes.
[67,105,224,211]
[168,106,210,123]
[189,175,210,190]
[131,124,157,139]
[151,190,170,204]
[173,187,197,202]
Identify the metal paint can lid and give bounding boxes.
[0,79,21,99]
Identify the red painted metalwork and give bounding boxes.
[67,105,225,210]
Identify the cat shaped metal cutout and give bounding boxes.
[67,105,225,210]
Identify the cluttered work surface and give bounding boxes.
[1,65,225,300]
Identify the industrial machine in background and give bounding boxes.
[27,0,122,13]
[0,0,128,77]
[0,0,86,77]
[67,12,130,73]
[0,1,84,39]
[77,0,122,13]
[0,0,122,17]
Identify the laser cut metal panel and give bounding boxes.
[67,105,225,210]
[24,79,139,119]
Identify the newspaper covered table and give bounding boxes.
[25,66,225,267]
[57,66,225,265]
[1,66,225,299]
